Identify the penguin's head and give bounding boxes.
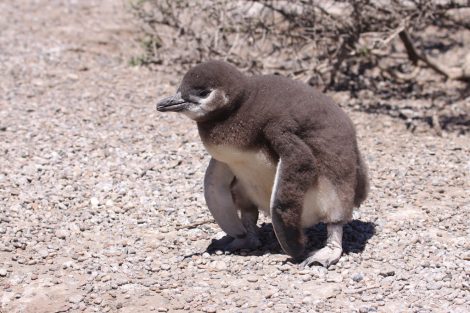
[157,60,247,122]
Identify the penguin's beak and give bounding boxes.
[156,92,187,112]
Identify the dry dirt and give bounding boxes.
[0,1,469,313]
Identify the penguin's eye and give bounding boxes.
[198,89,211,98]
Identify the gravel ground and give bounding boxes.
[0,1,469,313]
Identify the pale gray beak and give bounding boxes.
[156,92,187,112]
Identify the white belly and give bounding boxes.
[205,145,276,212]
[205,144,344,226]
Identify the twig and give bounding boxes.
[343,284,380,294]
[175,219,214,230]
[380,23,406,48]
[326,34,358,91]
[399,29,470,82]
[432,112,443,136]
[378,62,421,82]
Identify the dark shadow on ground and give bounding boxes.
[304,220,376,254]
[205,219,376,257]
[205,223,283,257]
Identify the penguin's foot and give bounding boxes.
[301,223,343,268]
[300,242,342,268]
[208,233,261,253]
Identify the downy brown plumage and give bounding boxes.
[157,60,369,267]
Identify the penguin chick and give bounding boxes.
[157,60,369,267]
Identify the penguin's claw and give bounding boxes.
[300,243,342,268]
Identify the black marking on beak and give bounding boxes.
[156,92,187,112]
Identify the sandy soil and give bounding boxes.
[0,1,469,312]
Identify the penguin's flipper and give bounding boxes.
[204,158,246,238]
[270,159,306,260]
[265,126,317,260]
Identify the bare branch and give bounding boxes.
[399,29,470,82]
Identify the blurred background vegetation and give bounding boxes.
[131,0,470,134]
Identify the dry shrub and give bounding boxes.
[133,0,470,133]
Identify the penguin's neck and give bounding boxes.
[197,110,251,148]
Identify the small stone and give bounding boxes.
[93,297,103,305]
[426,282,442,290]
[211,261,227,271]
[68,295,83,304]
[302,296,312,304]
[361,294,375,302]
[0,268,7,276]
[461,252,470,261]
[359,306,369,313]
[58,202,67,210]
[352,273,364,282]
[160,263,170,270]
[55,229,68,240]
[90,197,99,208]
[379,266,395,277]
[309,266,328,278]
[13,242,26,250]
[381,276,395,286]
[454,298,465,305]
[247,276,258,282]
[38,249,49,258]
[205,306,216,313]
[101,275,111,282]
[326,272,343,283]
[62,260,74,269]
